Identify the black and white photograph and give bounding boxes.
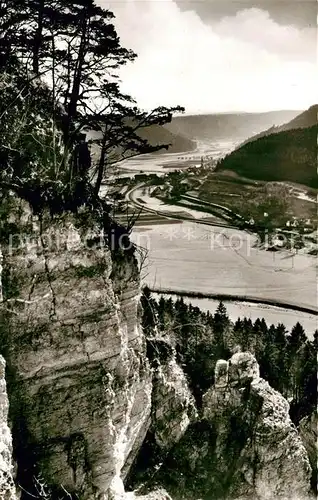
[0,0,317,499]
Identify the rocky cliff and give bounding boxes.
[0,355,17,500]
[0,208,195,500]
[136,351,312,500]
[147,339,197,450]
[299,412,317,492]
[1,210,153,499]
[0,205,314,500]
[202,352,312,499]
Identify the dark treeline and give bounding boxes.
[147,287,318,316]
[141,287,317,425]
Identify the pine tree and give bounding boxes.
[298,341,316,410]
[252,318,266,360]
[260,324,276,383]
[141,286,156,335]
[0,0,184,208]
[157,296,166,331]
[259,318,268,335]
[240,317,254,351]
[212,301,231,357]
[213,301,229,330]
[175,298,191,346]
[233,317,244,349]
[165,297,174,317]
[290,339,317,423]
[289,322,307,351]
[287,322,307,401]
[268,323,288,393]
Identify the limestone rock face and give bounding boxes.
[214,359,229,388]
[125,488,172,500]
[0,356,17,500]
[1,214,152,499]
[151,353,197,450]
[228,351,260,385]
[110,479,172,500]
[122,339,197,495]
[299,412,317,490]
[1,203,314,500]
[202,352,312,500]
[152,352,312,500]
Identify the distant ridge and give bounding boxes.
[164,110,301,141]
[88,122,196,161]
[240,105,318,146]
[281,105,318,130]
[181,109,303,117]
[137,123,196,154]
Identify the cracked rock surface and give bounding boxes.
[0,355,17,500]
[1,212,152,499]
[0,204,314,500]
[150,352,312,500]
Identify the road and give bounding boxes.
[125,183,237,229]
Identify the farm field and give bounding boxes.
[132,222,316,310]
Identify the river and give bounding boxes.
[114,138,238,176]
[152,294,317,336]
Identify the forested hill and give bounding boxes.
[280,104,318,131]
[216,125,318,188]
[240,105,318,147]
[164,110,300,141]
[137,123,196,153]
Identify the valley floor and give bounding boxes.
[132,221,317,335]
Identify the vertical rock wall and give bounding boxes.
[0,203,314,500]
[151,353,197,450]
[202,352,312,500]
[0,355,17,500]
[299,412,318,492]
[144,352,313,500]
[1,214,152,499]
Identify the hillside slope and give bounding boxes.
[240,105,318,146]
[216,125,317,188]
[281,104,318,131]
[88,123,196,164]
[164,110,300,141]
[137,123,195,153]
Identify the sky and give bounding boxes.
[100,0,317,114]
